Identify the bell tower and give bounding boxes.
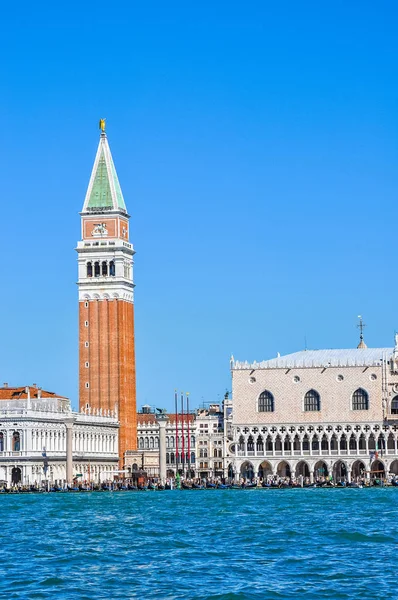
[76,122,137,464]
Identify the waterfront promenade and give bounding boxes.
[1,489,397,599]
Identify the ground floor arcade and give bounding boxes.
[233,456,398,483]
[0,459,119,487]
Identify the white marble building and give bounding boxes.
[231,335,398,483]
[0,385,119,486]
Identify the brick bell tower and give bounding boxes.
[76,121,137,465]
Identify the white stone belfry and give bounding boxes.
[76,131,135,304]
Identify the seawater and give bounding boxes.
[1,488,397,599]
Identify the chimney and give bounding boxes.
[25,386,31,409]
[3,383,8,388]
[37,387,42,400]
[32,383,37,388]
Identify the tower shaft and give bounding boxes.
[77,130,137,465]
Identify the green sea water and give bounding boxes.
[1,488,397,599]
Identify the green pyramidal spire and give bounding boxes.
[82,131,127,213]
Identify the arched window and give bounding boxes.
[166,453,170,464]
[258,391,274,412]
[0,433,3,452]
[155,437,159,449]
[191,452,195,463]
[392,396,398,415]
[256,436,264,451]
[109,261,115,276]
[139,437,144,449]
[191,436,195,445]
[304,389,320,412]
[170,452,175,464]
[94,262,100,277]
[349,434,357,450]
[102,261,108,276]
[311,435,319,451]
[352,388,369,410]
[144,437,149,449]
[150,437,154,449]
[12,432,20,452]
[213,448,218,457]
[247,435,254,451]
[132,463,138,471]
[87,262,93,277]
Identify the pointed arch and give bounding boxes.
[349,433,357,451]
[352,388,369,410]
[276,460,291,477]
[304,389,320,411]
[258,461,273,479]
[258,390,274,412]
[256,435,264,452]
[296,461,310,478]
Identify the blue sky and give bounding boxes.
[2,2,398,410]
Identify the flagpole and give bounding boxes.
[175,390,179,476]
[181,392,185,476]
[187,392,190,478]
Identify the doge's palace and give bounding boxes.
[231,332,398,483]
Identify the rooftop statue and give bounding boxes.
[155,408,167,415]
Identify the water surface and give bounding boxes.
[1,488,397,599]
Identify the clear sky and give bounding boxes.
[2,1,398,411]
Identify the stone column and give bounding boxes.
[157,414,169,483]
[64,418,76,485]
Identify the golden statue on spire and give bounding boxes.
[99,118,106,133]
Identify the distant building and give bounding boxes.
[195,404,224,479]
[231,332,398,482]
[0,385,119,486]
[125,399,233,480]
[125,410,195,479]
